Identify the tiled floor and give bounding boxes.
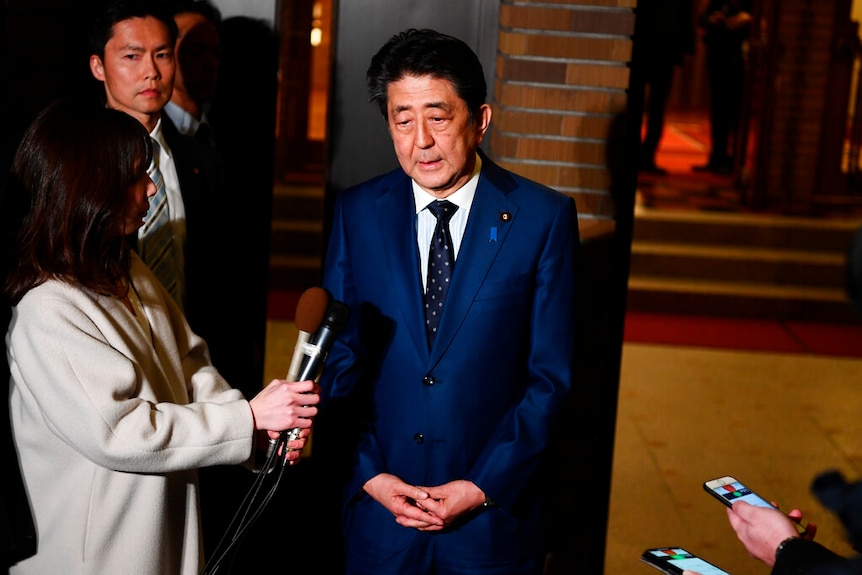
[607,342,862,575]
[621,114,861,574]
[261,318,862,575]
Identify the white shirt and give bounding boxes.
[413,153,481,292]
[164,101,213,139]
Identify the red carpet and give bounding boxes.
[268,291,862,358]
[636,113,750,213]
[624,312,862,358]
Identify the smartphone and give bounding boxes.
[704,475,777,509]
[703,475,807,534]
[640,547,732,575]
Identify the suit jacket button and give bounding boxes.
[422,375,436,385]
[413,433,425,444]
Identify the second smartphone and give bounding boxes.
[641,547,732,575]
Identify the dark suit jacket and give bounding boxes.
[318,151,579,565]
[161,114,272,563]
[160,114,262,395]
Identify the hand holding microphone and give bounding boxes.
[282,296,350,444]
[207,287,338,574]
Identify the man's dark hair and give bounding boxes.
[366,28,487,122]
[169,0,222,25]
[88,0,179,58]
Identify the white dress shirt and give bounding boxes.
[413,153,481,292]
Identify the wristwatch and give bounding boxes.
[775,536,798,562]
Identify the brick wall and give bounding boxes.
[489,0,637,226]
[488,5,640,572]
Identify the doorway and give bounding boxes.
[273,0,332,185]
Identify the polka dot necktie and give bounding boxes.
[425,200,458,346]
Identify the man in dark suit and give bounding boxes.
[88,0,200,311]
[87,0,258,562]
[316,28,579,575]
[87,0,258,389]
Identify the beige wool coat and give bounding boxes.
[6,254,255,575]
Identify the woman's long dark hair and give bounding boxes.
[3,100,152,304]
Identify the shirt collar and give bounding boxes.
[413,152,482,214]
[163,101,199,137]
[149,117,167,149]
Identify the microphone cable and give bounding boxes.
[201,289,349,574]
[201,434,292,575]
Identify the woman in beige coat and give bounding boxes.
[2,100,319,575]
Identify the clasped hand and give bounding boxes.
[363,473,487,531]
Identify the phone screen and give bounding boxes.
[704,475,808,535]
[641,547,732,575]
[704,476,775,509]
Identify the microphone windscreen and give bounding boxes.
[294,287,329,334]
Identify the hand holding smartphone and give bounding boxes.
[641,547,732,575]
[703,475,808,534]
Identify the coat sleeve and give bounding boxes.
[318,190,389,494]
[8,284,254,473]
[464,194,579,510]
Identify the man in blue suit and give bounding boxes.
[318,28,579,575]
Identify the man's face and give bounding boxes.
[90,16,175,131]
[386,74,491,198]
[173,12,220,106]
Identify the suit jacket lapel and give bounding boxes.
[375,177,429,358]
[430,175,518,364]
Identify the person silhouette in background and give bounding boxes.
[199,15,280,568]
[638,0,696,176]
[165,0,221,145]
[207,12,277,393]
[692,0,753,175]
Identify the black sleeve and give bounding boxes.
[772,537,849,575]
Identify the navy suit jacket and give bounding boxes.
[319,151,579,563]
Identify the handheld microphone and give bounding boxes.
[287,287,330,381]
[265,287,329,460]
[282,297,350,444]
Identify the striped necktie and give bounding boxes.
[140,141,182,308]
